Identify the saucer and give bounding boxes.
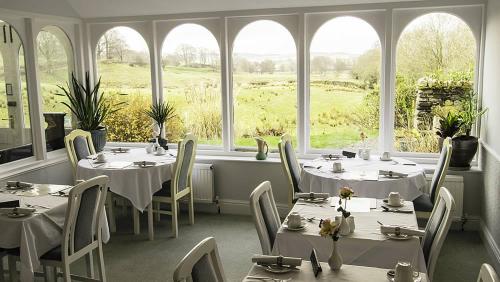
[385,233,411,240]
[93,160,107,164]
[387,269,421,282]
[383,199,405,207]
[155,152,167,156]
[301,198,327,203]
[331,168,346,174]
[259,264,297,274]
[283,223,306,231]
[111,148,130,153]
[380,157,393,161]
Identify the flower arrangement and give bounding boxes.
[338,186,354,210]
[319,219,340,241]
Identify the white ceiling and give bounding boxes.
[1,0,423,18]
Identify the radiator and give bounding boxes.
[192,163,215,203]
[425,174,464,221]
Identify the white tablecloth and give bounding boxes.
[300,157,427,201]
[0,187,110,282]
[76,148,175,211]
[243,262,429,282]
[274,198,427,273]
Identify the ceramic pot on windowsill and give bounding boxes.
[90,127,107,152]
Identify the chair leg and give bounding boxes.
[154,202,160,222]
[8,256,17,282]
[188,192,194,225]
[171,200,178,238]
[85,251,95,278]
[133,208,140,235]
[97,245,107,282]
[43,265,49,282]
[62,263,71,282]
[0,256,5,282]
[106,191,116,233]
[147,204,154,241]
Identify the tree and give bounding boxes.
[175,44,197,66]
[37,31,65,74]
[352,47,381,88]
[260,59,275,74]
[96,30,129,62]
[311,56,333,74]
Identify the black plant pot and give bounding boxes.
[158,137,169,150]
[449,135,478,170]
[90,128,107,152]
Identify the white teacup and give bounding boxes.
[361,149,370,160]
[287,212,302,228]
[145,144,154,154]
[388,192,402,206]
[333,161,342,173]
[156,147,166,155]
[96,152,106,162]
[394,261,417,282]
[347,216,355,233]
[381,151,391,160]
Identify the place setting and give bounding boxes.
[244,254,302,281]
[380,192,414,214]
[283,212,308,231]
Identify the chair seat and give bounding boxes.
[153,180,171,197]
[40,246,62,261]
[413,193,434,212]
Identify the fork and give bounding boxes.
[245,276,291,282]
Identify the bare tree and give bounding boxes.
[311,56,333,74]
[96,30,129,62]
[260,59,275,74]
[37,31,65,74]
[176,44,197,66]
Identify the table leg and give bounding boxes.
[133,208,140,235]
[148,204,154,241]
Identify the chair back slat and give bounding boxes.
[173,134,197,195]
[477,263,500,282]
[62,176,108,258]
[173,237,226,282]
[429,137,452,203]
[64,130,96,176]
[278,134,301,208]
[421,187,455,281]
[249,181,281,255]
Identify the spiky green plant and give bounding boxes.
[57,72,125,131]
[144,101,177,137]
[436,111,463,138]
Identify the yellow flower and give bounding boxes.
[360,132,367,141]
[339,186,354,199]
[319,219,338,238]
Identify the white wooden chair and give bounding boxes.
[421,187,455,281]
[150,134,197,239]
[477,263,500,282]
[40,175,109,282]
[64,129,116,233]
[173,237,226,282]
[413,137,452,220]
[278,134,302,209]
[249,181,281,255]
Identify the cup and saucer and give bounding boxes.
[283,212,306,231]
[380,151,392,161]
[94,153,107,164]
[155,147,167,156]
[387,261,421,281]
[383,192,405,207]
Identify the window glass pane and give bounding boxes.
[232,20,297,149]
[96,27,152,142]
[37,26,73,152]
[395,13,476,153]
[161,24,221,145]
[0,21,33,164]
[309,16,380,150]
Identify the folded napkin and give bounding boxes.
[379,170,408,178]
[6,181,33,188]
[296,192,329,199]
[380,225,425,237]
[251,255,302,267]
[0,207,36,215]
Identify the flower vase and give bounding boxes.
[328,240,343,270]
[339,216,351,236]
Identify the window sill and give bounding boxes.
[0,149,67,180]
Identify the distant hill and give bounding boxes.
[233,51,360,62]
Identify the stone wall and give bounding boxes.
[414,86,469,130]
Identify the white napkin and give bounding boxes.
[6,181,33,188]
[380,225,425,237]
[251,255,302,267]
[379,170,408,178]
[0,207,36,214]
[296,192,329,199]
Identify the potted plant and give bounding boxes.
[449,90,487,169]
[145,101,177,149]
[58,72,125,151]
[435,111,463,146]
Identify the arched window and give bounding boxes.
[161,24,221,145]
[309,16,381,150]
[36,26,74,152]
[395,13,476,153]
[96,26,152,142]
[232,20,297,149]
[0,21,33,164]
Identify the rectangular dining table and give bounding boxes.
[0,184,110,282]
[273,198,427,273]
[243,261,429,282]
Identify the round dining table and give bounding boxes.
[76,147,176,238]
[299,156,427,201]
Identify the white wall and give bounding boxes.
[0,0,79,18]
[479,0,500,272]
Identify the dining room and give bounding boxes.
[0,0,499,281]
